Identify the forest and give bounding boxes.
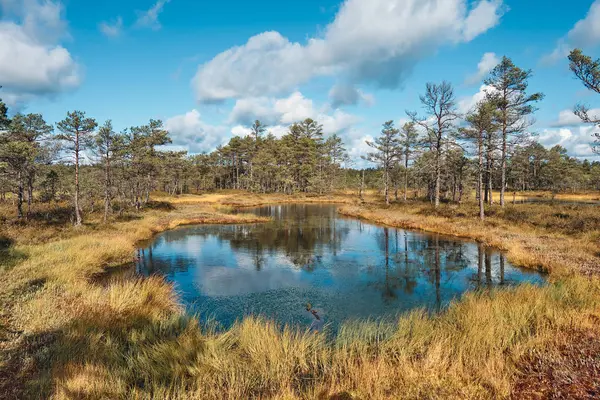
[1,51,600,225]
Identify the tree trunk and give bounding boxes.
[500,127,507,207]
[74,132,83,226]
[384,166,389,205]
[17,171,24,219]
[359,170,365,202]
[434,136,441,208]
[478,132,485,220]
[404,151,409,201]
[103,156,111,223]
[27,174,33,219]
[500,104,508,207]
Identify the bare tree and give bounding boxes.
[568,49,600,152]
[408,82,460,208]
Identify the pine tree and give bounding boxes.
[364,121,401,205]
[400,122,419,201]
[94,121,124,222]
[56,111,98,226]
[18,114,53,216]
[462,100,497,220]
[484,56,543,206]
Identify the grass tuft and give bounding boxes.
[1,192,599,398]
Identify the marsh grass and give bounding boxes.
[1,193,599,399]
[339,202,600,277]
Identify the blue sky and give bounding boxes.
[2,0,600,161]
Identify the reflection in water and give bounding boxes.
[137,204,545,330]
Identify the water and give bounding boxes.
[136,204,545,330]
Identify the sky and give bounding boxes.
[2,0,600,163]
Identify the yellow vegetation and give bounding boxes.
[338,202,600,276]
[1,193,599,399]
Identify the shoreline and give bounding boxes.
[1,193,599,399]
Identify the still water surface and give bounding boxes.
[136,204,545,330]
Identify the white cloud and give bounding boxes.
[0,0,80,106]
[274,92,315,124]
[464,52,499,86]
[230,125,252,137]
[135,0,170,30]
[538,125,598,158]
[543,0,600,64]
[228,97,281,125]
[164,109,229,153]
[174,91,362,154]
[99,16,123,38]
[457,84,495,113]
[348,133,376,168]
[461,0,504,42]
[192,31,315,102]
[552,108,600,127]
[228,91,361,135]
[328,83,375,108]
[192,0,505,102]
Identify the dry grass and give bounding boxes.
[339,202,600,277]
[463,190,600,203]
[155,190,361,208]
[1,192,600,399]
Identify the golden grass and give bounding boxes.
[150,189,366,208]
[1,192,599,399]
[463,190,600,203]
[338,202,600,277]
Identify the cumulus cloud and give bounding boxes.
[0,0,80,106]
[192,0,505,102]
[164,109,230,153]
[328,83,375,108]
[274,92,315,124]
[228,91,361,135]
[173,92,363,154]
[464,52,499,86]
[461,0,504,41]
[539,125,598,158]
[135,0,170,30]
[551,108,600,127]
[543,0,600,64]
[99,16,123,38]
[228,97,281,126]
[457,84,496,113]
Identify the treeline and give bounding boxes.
[189,120,348,194]
[0,109,350,223]
[1,49,599,224]
[363,51,600,219]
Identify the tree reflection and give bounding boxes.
[132,204,535,328]
[472,244,509,287]
[213,205,350,270]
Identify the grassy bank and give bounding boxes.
[1,193,599,399]
[338,202,600,277]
